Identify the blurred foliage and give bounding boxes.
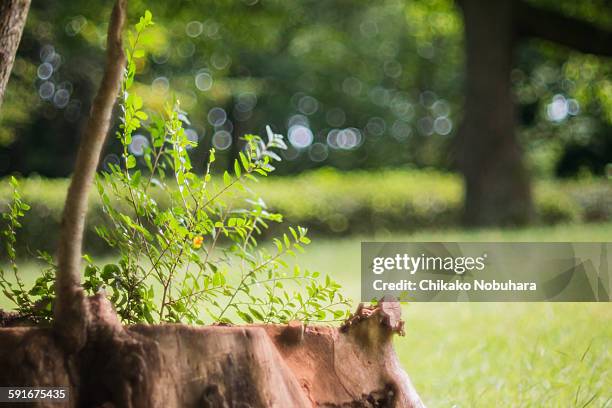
[0,13,350,325]
[1,169,610,257]
[0,0,609,178]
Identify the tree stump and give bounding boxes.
[0,298,424,407]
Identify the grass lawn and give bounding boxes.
[2,222,611,406]
[292,222,612,407]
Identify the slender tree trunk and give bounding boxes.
[0,0,30,110]
[456,0,534,226]
[54,0,127,352]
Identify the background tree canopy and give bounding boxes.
[0,0,610,203]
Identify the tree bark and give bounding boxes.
[0,301,425,407]
[455,0,534,226]
[0,0,30,111]
[54,0,127,352]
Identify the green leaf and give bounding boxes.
[289,226,298,240]
[212,271,225,286]
[237,311,253,323]
[101,264,120,280]
[126,155,137,169]
[248,306,264,321]
[223,171,232,186]
[239,152,249,170]
[234,160,241,177]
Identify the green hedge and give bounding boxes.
[1,169,610,256]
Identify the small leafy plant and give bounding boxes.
[0,177,55,323]
[1,11,350,326]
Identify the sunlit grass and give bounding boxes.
[2,222,611,406]
[395,303,611,407]
[291,222,612,407]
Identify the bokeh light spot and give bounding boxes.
[391,120,412,141]
[298,95,319,115]
[432,100,450,117]
[53,89,70,108]
[547,94,568,122]
[152,76,169,94]
[129,134,150,156]
[40,45,55,62]
[308,143,328,162]
[288,125,314,149]
[195,71,213,91]
[211,52,231,70]
[184,129,199,148]
[186,21,203,38]
[38,81,55,100]
[366,117,386,137]
[208,107,227,127]
[212,130,232,150]
[37,62,53,80]
[433,117,452,135]
[336,128,362,150]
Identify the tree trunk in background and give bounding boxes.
[456,0,534,226]
[0,0,31,110]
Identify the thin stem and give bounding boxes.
[143,144,166,192]
[217,248,288,321]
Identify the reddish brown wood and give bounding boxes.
[0,298,424,407]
